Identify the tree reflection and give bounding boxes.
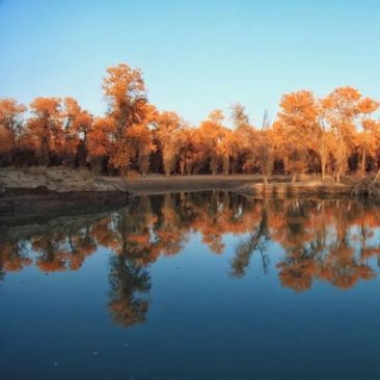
[230,199,270,277]
[274,200,378,291]
[108,255,150,327]
[2,193,380,325]
[275,200,321,291]
[0,240,31,274]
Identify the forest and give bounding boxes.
[1,62,380,183]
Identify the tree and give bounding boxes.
[87,116,114,173]
[102,63,151,175]
[177,127,201,175]
[126,122,155,175]
[198,110,227,175]
[231,102,250,131]
[354,97,380,176]
[27,97,63,165]
[230,103,254,174]
[323,87,378,182]
[0,99,26,164]
[62,97,93,167]
[276,90,318,182]
[316,98,334,180]
[355,119,379,176]
[153,111,183,176]
[255,128,275,183]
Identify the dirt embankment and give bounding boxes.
[0,167,377,221]
[0,167,132,220]
[0,167,260,220]
[0,167,265,193]
[0,167,124,192]
[0,167,375,198]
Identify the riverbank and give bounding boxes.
[0,167,375,196]
[0,167,377,221]
[0,168,263,222]
[0,167,269,194]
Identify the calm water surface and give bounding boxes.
[1,192,380,379]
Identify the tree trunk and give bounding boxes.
[360,151,366,177]
[321,153,326,181]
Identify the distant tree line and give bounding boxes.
[1,62,380,182]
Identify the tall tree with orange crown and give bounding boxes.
[322,87,379,182]
[102,63,152,175]
[276,90,318,182]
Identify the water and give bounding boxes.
[1,192,380,379]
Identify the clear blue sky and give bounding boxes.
[1,0,379,127]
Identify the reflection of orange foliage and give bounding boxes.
[91,218,119,248]
[323,263,376,290]
[357,265,376,281]
[108,299,149,327]
[69,255,84,271]
[3,258,31,272]
[2,194,380,295]
[277,255,317,292]
[0,242,31,272]
[129,234,150,245]
[37,258,66,272]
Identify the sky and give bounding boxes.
[1,0,380,127]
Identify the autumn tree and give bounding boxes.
[62,97,93,167]
[353,97,380,176]
[177,127,201,175]
[198,110,228,175]
[231,103,250,131]
[355,119,379,176]
[87,116,114,173]
[153,110,183,176]
[254,128,276,184]
[316,98,335,180]
[230,107,256,174]
[322,87,379,182]
[229,103,254,174]
[102,63,152,175]
[126,120,155,175]
[27,97,63,165]
[275,90,318,182]
[0,99,26,164]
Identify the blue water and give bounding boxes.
[1,193,380,379]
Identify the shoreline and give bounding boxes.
[1,168,379,221]
[236,181,355,198]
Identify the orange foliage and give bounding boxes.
[2,62,380,177]
[276,90,318,181]
[27,97,63,164]
[0,99,26,158]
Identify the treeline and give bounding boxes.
[1,62,380,181]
